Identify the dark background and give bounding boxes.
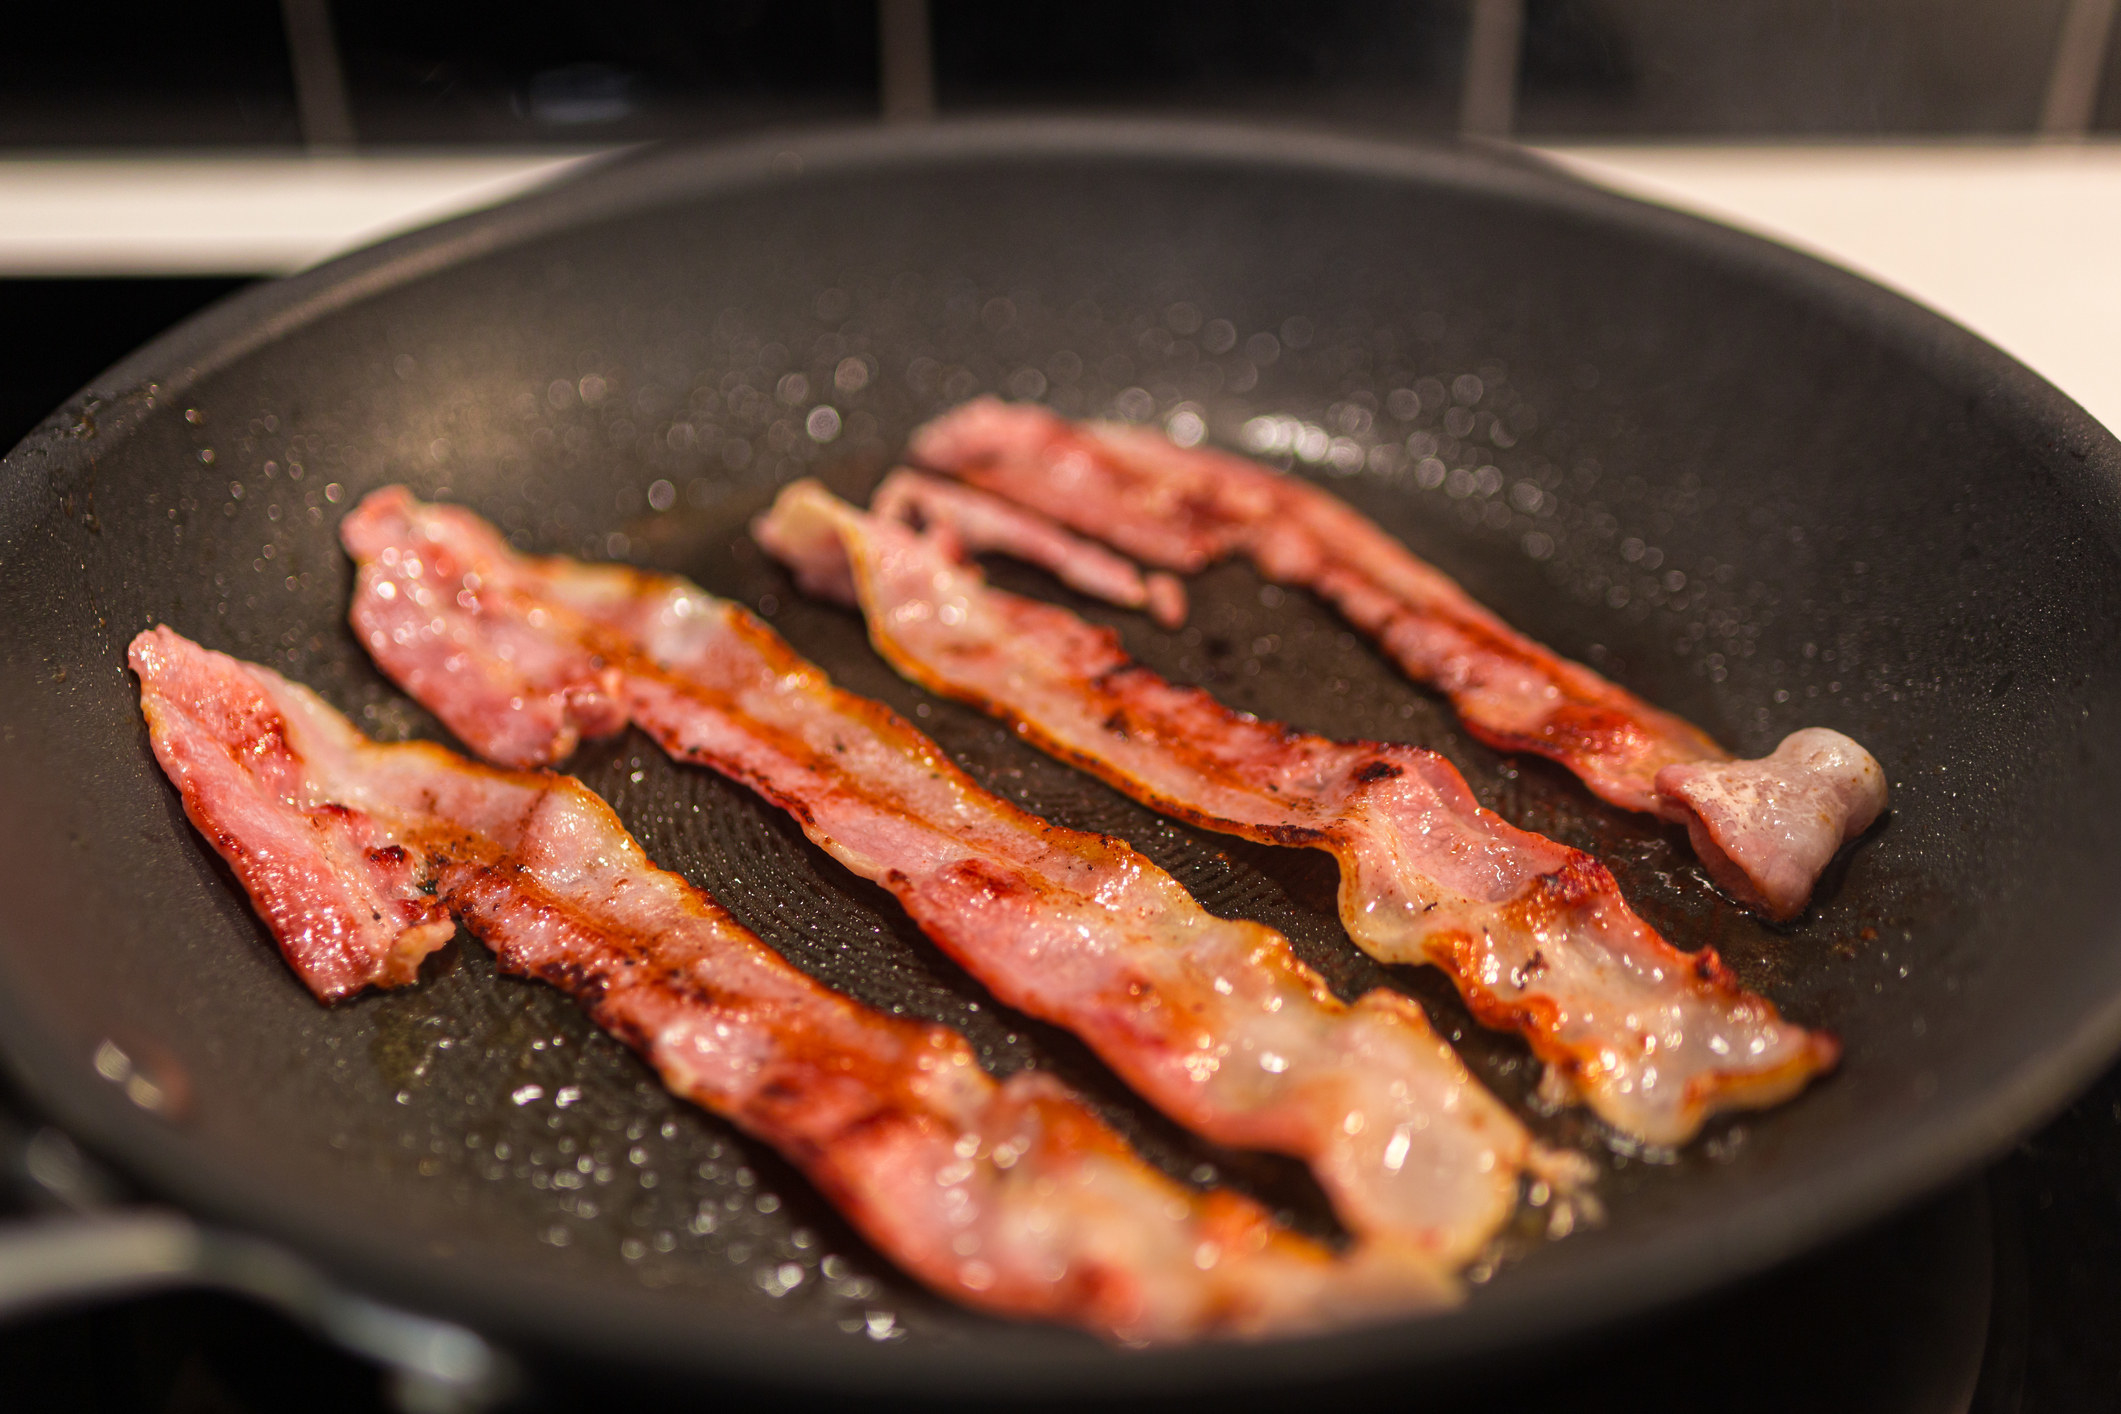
[3,2,2119,1410]
[1,0,2115,150]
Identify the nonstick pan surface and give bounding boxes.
[2,122,2119,1397]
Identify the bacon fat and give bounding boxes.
[908,399,1886,920]
[338,488,1551,1267]
[755,482,1841,1147]
[131,625,1456,1341]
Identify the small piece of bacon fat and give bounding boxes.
[130,627,1454,1342]
[1655,730,1886,920]
[908,398,1887,919]
[339,488,1542,1268]
[755,483,1842,1148]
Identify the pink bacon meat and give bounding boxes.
[908,399,1887,920]
[872,469,1188,629]
[755,482,1841,1148]
[131,625,1453,1341]
[340,487,1549,1268]
[133,630,457,1000]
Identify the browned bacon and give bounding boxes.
[908,399,1887,920]
[755,483,1841,1148]
[340,488,1553,1267]
[131,625,1454,1341]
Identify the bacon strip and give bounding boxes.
[755,483,1841,1148]
[874,470,1187,628]
[908,399,1887,920]
[133,629,457,1001]
[131,625,1454,1341]
[339,488,1546,1267]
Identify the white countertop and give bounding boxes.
[1,142,2114,433]
[1538,143,2121,435]
[0,152,599,278]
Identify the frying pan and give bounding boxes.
[2,120,2119,1402]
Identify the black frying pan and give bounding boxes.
[2,121,2119,1402]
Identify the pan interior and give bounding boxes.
[2,130,2118,1386]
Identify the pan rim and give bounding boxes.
[4,115,2120,1395]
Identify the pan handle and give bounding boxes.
[0,1127,518,1412]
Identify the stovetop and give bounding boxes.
[1,277,2115,1413]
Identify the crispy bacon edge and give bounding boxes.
[129,625,1456,1342]
[755,481,1842,1148]
[908,398,1887,920]
[337,487,1557,1267]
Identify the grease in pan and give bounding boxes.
[131,625,1451,1343]
[339,486,1573,1268]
